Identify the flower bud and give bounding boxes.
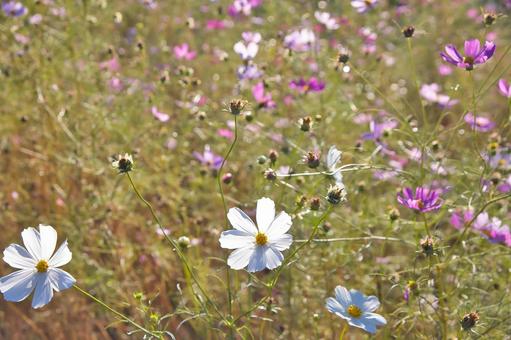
[264,168,277,181]
[299,116,313,132]
[402,26,415,38]
[229,99,248,115]
[483,13,497,26]
[310,197,321,211]
[177,236,191,249]
[222,173,233,184]
[460,311,479,331]
[420,236,435,256]
[303,151,320,169]
[326,184,346,205]
[268,149,278,164]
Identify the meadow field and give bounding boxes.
[1,0,511,339]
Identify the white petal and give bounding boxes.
[334,285,352,306]
[246,246,267,272]
[48,240,72,267]
[0,269,36,302]
[363,295,381,312]
[48,268,76,292]
[3,244,36,269]
[269,234,293,251]
[38,225,57,260]
[348,317,377,334]
[219,230,255,249]
[325,297,346,314]
[246,42,259,58]
[256,197,275,233]
[350,289,366,306]
[32,274,53,309]
[364,312,387,326]
[326,146,342,170]
[227,208,258,234]
[263,247,283,270]
[266,211,292,238]
[227,246,254,270]
[22,227,42,260]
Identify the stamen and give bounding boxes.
[36,260,49,273]
[347,304,362,318]
[255,232,268,246]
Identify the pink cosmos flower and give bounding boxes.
[440,39,496,70]
[151,106,170,122]
[464,113,495,132]
[173,43,196,60]
[397,187,443,213]
[252,82,275,108]
[498,79,511,98]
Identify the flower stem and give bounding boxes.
[125,172,226,323]
[339,322,349,340]
[216,115,239,337]
[73,285,161,339]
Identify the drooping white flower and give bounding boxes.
[326,145,344,186]
[0,225,75,309]
[326,285,386,334]
[219,197,293,272]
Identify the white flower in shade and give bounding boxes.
[326,285,386,334]
[0,225,75,309]
[325,145,344,185]
[219,197,293,272]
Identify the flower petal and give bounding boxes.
[31,274,54,309]
[269,233,293,251]
[227,207,258,234]
[363,295,381,312]
[334,285,352,306]
[325,296,345,314]
[22,227,42,260]
[0,269,36,302]
[3,244,36,269]
[39,225,57,260]
[364,312,387,326]
[266,211,292,238]
[443,44,463,63]
[48,268,76,292]
[219,230,255,249]
[48,240,72,268]
[263,247,284,270]
[256,197,275,233]
[246,246,267,272]
[227,246,254,270]
[464,39,480,58]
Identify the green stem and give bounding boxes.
[407,38,427,126]
[339,322,349,340]
[125,172,225,323]
[73,285,161,339]
[216,115,239,338]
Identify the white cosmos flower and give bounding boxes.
[233,41,259,60]
[0,224,75,309]
[219,197,293,273]
[326,285,387,335]
[326,145,344,186]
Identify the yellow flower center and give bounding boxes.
[255,232,268,246]
[36,260,49,273]
[347,304,362,318]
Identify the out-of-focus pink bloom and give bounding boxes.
[359,27,377,54]
[498,79,511,98]
[284,29,316,52]
[438,64,453,76]
[165,138,177,150]
[237,64,262,80]
[218,128,235,140]
[362,119,398,140]
[173,43,196,60]
[498,175,511,193]
[206,20,226,30]
[234,41,258,60]
[228,0,262,17]
[109,77,123,92]
[151,106,170,122]
[451,210,511,247]
[252,82,275,108]
[464,113,495,132]
[420,83,458,108]
[289,77,325,94]
[241,32,261,43]
[314,11,339,30]
[351,0,378,13]
[193,145,223,170]
[29,14,43,24]
[99,57,121,73]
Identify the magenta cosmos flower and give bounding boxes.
[351,0,378,13]
[464,113,495,132]
[498,79,511,98]
[289,77,325,94]
[440,39,495,70]
[397,187,443,213]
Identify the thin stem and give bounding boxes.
[217,115,239,338]
[339,322,349,340]
[125,172,226,323]
[407,38,427,126]
[73,285,161,339]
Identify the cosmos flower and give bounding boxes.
[233,41,259,60]
[237,64,262,80]
[351,0,378,13]
[241,32,261,44]
[440,39,496,70]
[498,79,511,98]
[289,77,325,94]
[450,210,511,247]
[284,29,315,52]
[228,0,261,17]
[314,11,339,30]
[326,285,387,334]
[419,83,458,108]
[397,187,443,213]
[193,145,223,170]
[464,113,495,132]
[219,197,293,272]
[252,82,276,108]
[2,1,27,17]
[325,145,344,186]
[173,43,196,60]
[151,106,170,122]
[0,225,75,309]
[362,119,398,141]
